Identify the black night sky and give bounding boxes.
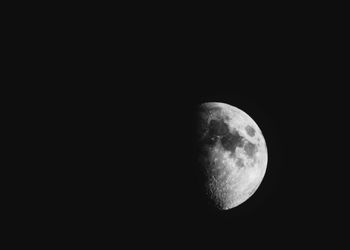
[15,6,349,247]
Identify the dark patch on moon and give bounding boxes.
[236,157,245,168]
[201,117,245,157]
[220,130,245,155]
[208,119,229,137]
[202,118,229,147]
[245,125,255,137]
[243,141,257,158]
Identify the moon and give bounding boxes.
[197,102,268,210]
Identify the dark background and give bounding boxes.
[15,12,348,246]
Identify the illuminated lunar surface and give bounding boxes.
[197,102,268,210]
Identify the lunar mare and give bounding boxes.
[197,102,268,210]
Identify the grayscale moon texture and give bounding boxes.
[197,102,268,210]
